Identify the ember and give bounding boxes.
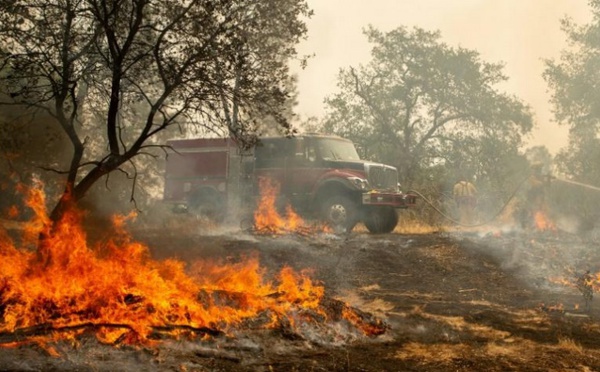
[0,183,385,350]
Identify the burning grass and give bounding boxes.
[394,217,445,234]
[534,211,557,231]
[251,178,331,235]
[0,182,385,351]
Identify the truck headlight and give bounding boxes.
[348,176,370,191]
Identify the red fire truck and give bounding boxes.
[163,134,417,233]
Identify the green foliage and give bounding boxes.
[314,25,533,222]
[0,0,310,219]
[320,26,532,185]
[544,2,600,134]
[544,1,600,232]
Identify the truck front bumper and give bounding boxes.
[362,192,417,208]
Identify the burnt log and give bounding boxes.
[319,297,389,336]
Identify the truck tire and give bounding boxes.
[321,195,358,233]
[364,206,398,234]
[188,189,225,222]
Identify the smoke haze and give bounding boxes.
[293,0,592,154]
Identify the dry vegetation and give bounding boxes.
[2,217,600,371]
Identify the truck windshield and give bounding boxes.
[315,138,360,161]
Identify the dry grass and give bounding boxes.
[394,342,470,362]
[359,284,381,291]
[394,337,597,369]
[336,288,395,315]
[408,305,512,340]
[394,219,445,234]
[556,337,584,355]
[483,338,536,360]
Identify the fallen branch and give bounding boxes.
[0,322,222,344]
[152,324,222,337]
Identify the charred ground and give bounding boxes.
[1,220,600,371]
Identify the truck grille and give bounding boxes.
[367,165,398,191]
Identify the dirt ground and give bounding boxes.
[2,218,600,371]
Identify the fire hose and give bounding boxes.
[406,173,532,227]
[554,178,600,192]
[408,174,600,227]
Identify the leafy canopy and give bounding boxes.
[543,0,600,188]
[0,0,311,220]
[320,25,533,186]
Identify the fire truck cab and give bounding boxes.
[163,134,416,233]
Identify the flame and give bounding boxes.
[0,182,382,348]
[534,211,556,231]
[252,178,306,234]
[539,303,565,313]
[550,269,600,309]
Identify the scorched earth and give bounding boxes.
[1,215,600,372]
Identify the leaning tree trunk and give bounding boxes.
[36,158,122,266]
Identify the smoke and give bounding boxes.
[455,219,599,305]
[295,0,591,154]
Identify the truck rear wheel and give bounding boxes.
[321,195,358,233]
[188,189,225,222]
[364,206,398,234]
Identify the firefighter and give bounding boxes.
[517,162,552,229]
[453,175,478,225]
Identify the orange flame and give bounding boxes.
[0,182,332,346]
[550,270,600,300]
[534,211,556,231]
[253,178,305,234]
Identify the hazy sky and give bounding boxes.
[292,0,592,154]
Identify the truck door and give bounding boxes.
[287,137,325,210]
[253,138,288,198]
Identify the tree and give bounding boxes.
[0,0,311,229]
[320,26,533,189]
[543,1,600,231]
[544,0,600,183]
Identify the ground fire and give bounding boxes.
[0,183,386,353]
[533,211,556,231]
[251,177,331,235]
[252,177,306,234]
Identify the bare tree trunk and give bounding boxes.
[37,158,123,265]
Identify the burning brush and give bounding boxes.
[249,178,329,236]
[549,269,596,314]
[0,183,386,353]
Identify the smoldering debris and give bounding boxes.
[452,224,600,312]
[0,297,387,371]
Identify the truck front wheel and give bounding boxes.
[321,196,358,233]
[364,206,398,234]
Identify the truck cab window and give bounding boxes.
[255,139,288,168]
[315,138,360,161]
[307,145,317,162]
